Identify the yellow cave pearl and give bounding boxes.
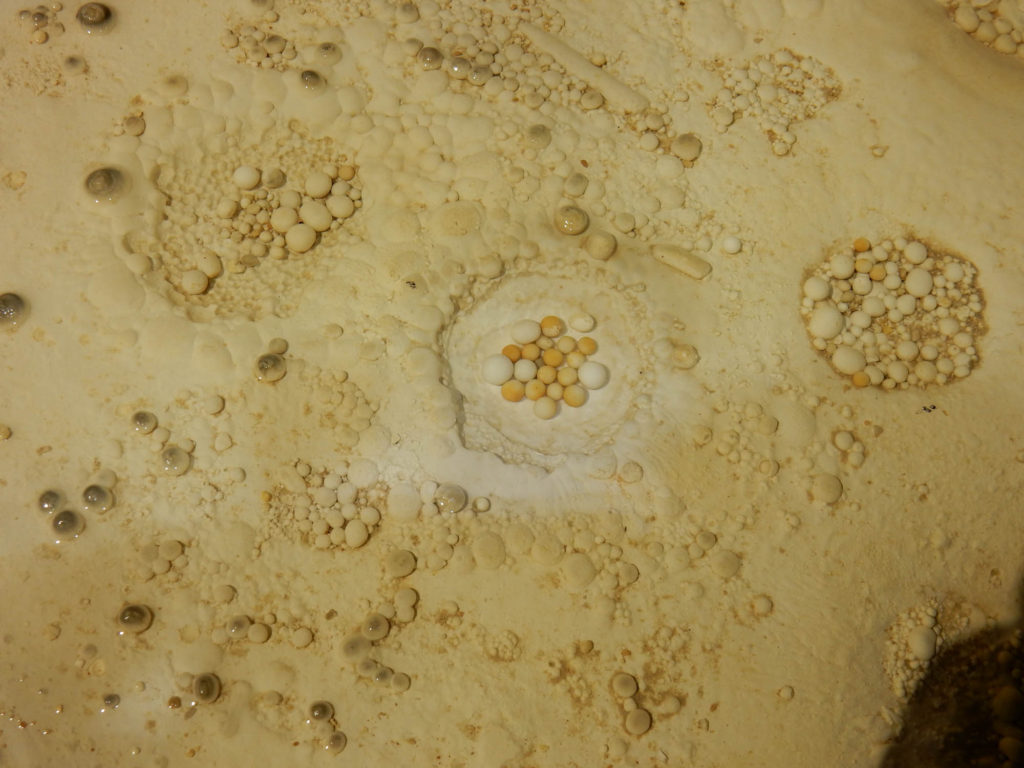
[542,348,564,367]
[501,380,525,402]
[577,336,598,356]
[524,379,547,400]
[540,315,566,338]
[563,385,587,407]
[537,365,558,385]
[557,367,578,386]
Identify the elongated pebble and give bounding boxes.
[569,312,595,333]
[650,244,711,280]
[519,23,649,113]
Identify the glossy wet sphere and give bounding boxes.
[309,700,334,721]
[84,167,126,202]
[193,673,221,703]
[417,46,443,70]
[226,615,251,637]
[0,293,26,328]
[434,483,468,514]
[160,445,191,476]
[325,730,347,753]
[82,484,113,512]
[76,3,113,31]
[315,42,342,64]
[38,489,62,513]
[117,604,153,634]
[300,70,325,91]
[131,410,157,434]
[361,613,390,641]
[255,353,287,382]
[52,510,85,540]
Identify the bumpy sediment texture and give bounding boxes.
[1,1,1023,767]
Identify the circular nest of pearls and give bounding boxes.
[800,236,986,389]
[481,315,610,419]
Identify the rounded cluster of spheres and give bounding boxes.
[609,672,653,736]
[950,2,1024,57]
[39,488,94,543]
[481,315,610,420]
[801,236,985,389]
[224,163,359,261]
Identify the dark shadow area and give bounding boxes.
[880,594,1024,767]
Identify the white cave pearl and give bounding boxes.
[482,354,514,386]
[578,361,610,390]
